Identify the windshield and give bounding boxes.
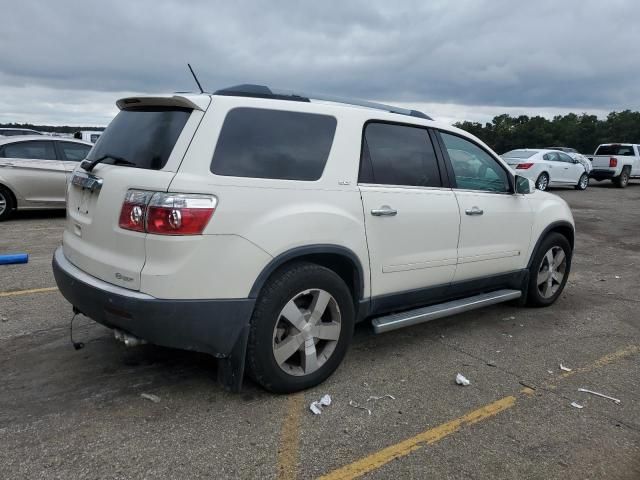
[87,107,191,170]
[594,145,636,156]
[503,150,536,159]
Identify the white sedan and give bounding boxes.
[502,149,589,191]
[0,136,93,220]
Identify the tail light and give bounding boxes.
[609,157,618,167]
[516,163,534,169]
[147,193,216,235]
[119,190,154,232]
[118,189,217,235]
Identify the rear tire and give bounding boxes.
[246,262,355,393]
[535,172,549,191]
[575,173,589,190]
[613,167,630,188]
[526,233,572,307]
[0,185,14,221]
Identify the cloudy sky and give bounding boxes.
[2,0,639,126]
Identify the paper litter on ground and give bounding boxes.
[455,373,470,386]
[309,394,332,415]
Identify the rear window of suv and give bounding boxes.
[211,108,337,181]
[86,107,191,170]
[594,145,636,156]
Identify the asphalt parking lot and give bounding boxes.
[1,183,639,480]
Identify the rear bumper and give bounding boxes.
[52,246,255,358]
[589,169,616,180]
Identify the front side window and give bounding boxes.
[557,152,574,163]
[1,140,57,160]
[440,132,509,193]
[60,142,91,161]
[359,122,441,187]
[211,108,336,181]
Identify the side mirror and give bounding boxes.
[515,175,533,194]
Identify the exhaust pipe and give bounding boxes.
[114,329,147,347]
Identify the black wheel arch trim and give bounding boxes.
[526,221,575,269]
[249,244,366,301]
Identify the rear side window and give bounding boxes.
[60,142,91,161]
[595,145,635,156]
[211,108,336,180]
[86,107,191,170]
[1,140,57,160]
[359,122,441,187]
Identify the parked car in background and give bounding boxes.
[0,128,44,137]
[74,130,102,143]
[589,143,640,188]
[502,149,589,191]
[53,85,575,393]
[544,146,578,153]
[0,136,92,220]
[544,146,591,173]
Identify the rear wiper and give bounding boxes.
[81,154,136,172]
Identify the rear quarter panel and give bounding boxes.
[161,96,371,299]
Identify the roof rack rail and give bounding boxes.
[213,84,432,120]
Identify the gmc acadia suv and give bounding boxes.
[52,85,575,393]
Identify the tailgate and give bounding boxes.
[62,97,209,290]
[591,155,614,169]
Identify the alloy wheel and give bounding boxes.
[272,289,342,376]
[537,174,548,191]
[0,192,6,216]
[537,246,566,299]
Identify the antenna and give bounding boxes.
[187,63,204,93]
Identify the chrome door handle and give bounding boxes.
[465,206,483,216]
[371,206,397,217]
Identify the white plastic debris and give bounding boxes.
[559,363,572,372]
[140,393,160,403]
[570,402,584,409]
[615,275,621,279]
[455,373,471,386]
[349,400,371,415]
[309,394,332,415]
[578,388,621,404]
[547,370,554,374]
[367,394,395,402]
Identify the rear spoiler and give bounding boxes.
[116,95,210,111]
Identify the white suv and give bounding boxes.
[53,85,575,393]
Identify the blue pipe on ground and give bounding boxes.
[0,253,29,265]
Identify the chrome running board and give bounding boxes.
[372,289,522,334]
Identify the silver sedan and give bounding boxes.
[0,136,92,220]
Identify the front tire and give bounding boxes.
[613,167,630,188]
[0,185,14,221]
[575,173,589,190]
[535,172,549,191]
[526,233,572,307]
[246,262,355,393]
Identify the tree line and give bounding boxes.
[0,123,103,134]
[454,110,640,154]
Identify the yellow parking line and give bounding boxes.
[277,392,305,480]
[317,396,516,480]
[0,287,58,297]
[317,344,640,480]
[557,344,639,380]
